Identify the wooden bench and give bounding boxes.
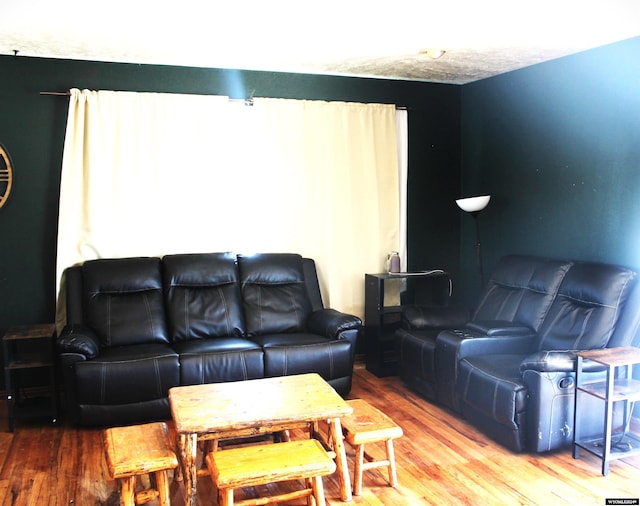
[104,421,178,506]
[341,399,403,495]
[206,439,336,506]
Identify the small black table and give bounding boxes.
[2,323,58,431]
[364,271,450,377]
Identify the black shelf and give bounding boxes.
[574,432,640,460]
[364,271,450,377]
[2,324,58,432]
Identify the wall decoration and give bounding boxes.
[0,143,12,209]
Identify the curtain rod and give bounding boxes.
[39,91,407,110]
[40,91,254,106]
[39,91,250,101]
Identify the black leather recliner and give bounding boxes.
[456,261,638,452]
[396,255,572,409]
[57,252,361,427]
[396,254,640,453]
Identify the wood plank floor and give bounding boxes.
[0,361,638,505]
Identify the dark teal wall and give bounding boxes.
[460,37,640,306]
[0,55,461,342]
[3,35,637,347]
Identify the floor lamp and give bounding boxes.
[456,195,491,285]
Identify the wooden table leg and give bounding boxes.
[328,417,352,502]
[179,433,198,506]
[120,476,136,506]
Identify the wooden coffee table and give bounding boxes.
[169,373,354,505]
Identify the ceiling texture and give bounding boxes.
[2,0,640,85]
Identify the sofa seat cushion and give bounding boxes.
[173,338,264,384]
[251,333,329,348]
[457,354,528,428]
[75,343,179,405]
[254,333,353,381]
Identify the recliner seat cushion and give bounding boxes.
[74,343,179,404]
[173,338,264,384]
[82,257,169,347]
[163,252,246,340]
[238,253,312,336]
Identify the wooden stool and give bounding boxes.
[104,421,178,506]
[206,439,336,506]
[341,399,403,495]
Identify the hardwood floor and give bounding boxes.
[0,362,638,505]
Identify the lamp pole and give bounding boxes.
[455,195,491,289]
[470,211,484,286]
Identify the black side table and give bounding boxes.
[2,323,58,431]
[364,271,450,377]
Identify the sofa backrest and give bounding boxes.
[302,257,325,312]
[82,257,169,347]
[536,261,637,351]
[238,253,312,337]
[163,252,246,341]
[472,255,573,332]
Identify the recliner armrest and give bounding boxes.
[465,320,535,337]
[437,330,536,359]
[401,304,470,330]
[56,324,100,359]
[307,309,362,340]
[520,350,606,373]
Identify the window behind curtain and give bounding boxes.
[56,90,405,319]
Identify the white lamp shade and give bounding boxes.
[456,195,491,213]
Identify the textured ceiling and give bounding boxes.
[2,0,640,84]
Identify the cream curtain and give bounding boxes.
[57,89,403,318]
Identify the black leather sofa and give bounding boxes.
[396,254,640,453]
[56,252,361,427]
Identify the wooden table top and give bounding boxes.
[169,373,352,434]
[577,346,640,367]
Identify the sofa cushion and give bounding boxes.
[257,333,353,381]
[172,338,264,384]
[74,343,179,404]
[83,257,169,347]
[536,262,637,351]
[238,253,312,336]
[163,253,246,341]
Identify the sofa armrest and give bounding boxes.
[401,304,470,330]
[520,350,607,373]
[56,324,100,359]
[307,309,362,340]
